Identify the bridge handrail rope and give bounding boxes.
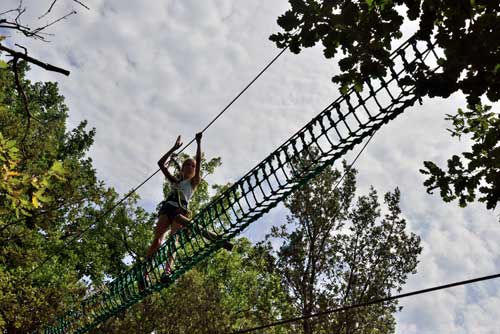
[43,35,442,334]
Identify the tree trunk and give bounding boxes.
[302,306,312,334]
[302,284,314,334]
[6,323,18,334]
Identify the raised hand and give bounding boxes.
[173,135,182,150]
[195,132,202,143]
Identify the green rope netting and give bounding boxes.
[42,35,441,334]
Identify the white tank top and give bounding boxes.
[167,179,193,207]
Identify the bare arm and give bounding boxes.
[158,135,182,184]
[192,132,202,188]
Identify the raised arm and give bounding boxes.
[158,135,182,184]
[192,132,202,188]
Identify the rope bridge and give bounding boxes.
[43,36,441,334]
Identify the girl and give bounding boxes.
[142,133,232,288]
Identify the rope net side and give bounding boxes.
[43,36,442,334]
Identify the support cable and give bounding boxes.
[230,272,500,334]
[332,130,375,190]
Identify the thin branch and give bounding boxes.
[14,7,25,23]
[39,0,90,18]
[0,44,70,75]
[0,9,20,16]
[38,0,58,19]
[0,18,30,30]
[0,20,45,41]
[32,10,77,35]
[14,43,27,54]
[2,0,85,41]
[38,0,90,19]
[0,21,31,32]
[73,0,90,10]
[120,229,138,261]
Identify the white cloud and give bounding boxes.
[2,1,499,333]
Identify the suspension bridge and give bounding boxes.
[43,35,441,334]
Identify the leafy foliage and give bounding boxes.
[0,132,65,219]
[270,0,500,216]
[421,104,500,217]
[270,1,500,103]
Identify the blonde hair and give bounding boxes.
[169,156,196,181]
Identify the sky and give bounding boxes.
[1,1,499,333]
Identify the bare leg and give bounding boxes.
[139,215,171,290]
[142,211,234,290]
[166,220,184,271]
[146,215,171,259]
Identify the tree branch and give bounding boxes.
[0,44,70,75]
[38,0,58,19]
[39,0,90,19]
[120,229,138,261]
[2,0,87,41]
[32,10,77,36]
[72,0,90,10]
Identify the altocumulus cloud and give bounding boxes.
[1,1,499,333]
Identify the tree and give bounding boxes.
[0,62,146,332]
[270,0,500,216]
[265,159,421,334]
[1,1,90,157]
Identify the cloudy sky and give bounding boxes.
[2,1,499,333]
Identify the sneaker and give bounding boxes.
[160,274,171,284]
[160,266,172,284]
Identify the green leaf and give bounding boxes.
[493,64,500,74]
[0,60,8,69]
[5,140,16,149]
[354,80,363,93]
[50,161,65,176]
